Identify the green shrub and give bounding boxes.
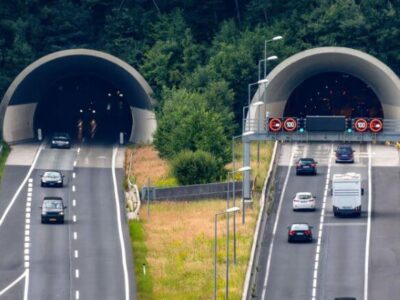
[172,150,222,185]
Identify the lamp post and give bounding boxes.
[264,35,283,78]
[227,161,251,264]
[258,55,278,81]
[252,101,265,166]
[214,206,241,300]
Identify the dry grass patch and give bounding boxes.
[126,145,172,188]
[134,199,259,299]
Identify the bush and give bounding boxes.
[172,150,222,185]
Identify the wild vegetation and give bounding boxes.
[1,0,399,180]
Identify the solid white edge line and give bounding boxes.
[112,146,130,300]
[0,144,43,227]
[364,143,372,300]
[261,144,297,300]
[0,270,26,296]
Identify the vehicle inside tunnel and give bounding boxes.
[34,74,133,143]
[283,72,384,118]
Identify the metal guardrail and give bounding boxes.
[242,141,279,300]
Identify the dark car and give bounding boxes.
[288,223,313,243]
[51,132,71,149]
[41,171,64,187]
[335,145,354,163]
[296,158,317,175]
[40,197,67,224]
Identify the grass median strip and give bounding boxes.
[130,200,259,299]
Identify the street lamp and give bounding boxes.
[214,206,240,300]
[258,55,278,81]
[264,35,283,77]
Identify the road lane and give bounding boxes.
[317,143,369,300]
[256,143,332,300]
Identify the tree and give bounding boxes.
[171,150,222,185]
[153,88,233,163]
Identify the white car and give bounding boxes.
[292,192,316,211]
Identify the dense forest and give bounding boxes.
[1,0,399,177]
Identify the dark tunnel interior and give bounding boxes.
[34,74,132,143]
[283,72,384,118]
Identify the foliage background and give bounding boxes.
[1,0,399,173]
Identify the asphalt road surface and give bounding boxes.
[253,142,375,300]
[0,142,135,300]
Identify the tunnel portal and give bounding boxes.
[35,75,133,142]
[284,72,384,119]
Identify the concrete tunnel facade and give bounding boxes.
[0,49,157,144]
[250,47,400,124]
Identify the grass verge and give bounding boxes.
[131,200,259,299]
[0,143,11,183]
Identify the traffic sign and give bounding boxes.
[354,118,368,132]
[283,118,297,132]
[369,118,383,133]
[268,118,282,132]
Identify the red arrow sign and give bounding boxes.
[369,118,383,133]
[268,118,282,132]
[354,118,368,132]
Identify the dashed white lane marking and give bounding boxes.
[311,144,333,300]
[261,144,297,300]
[73,215,77,223]
[72,199,76,207]
[73,232,78,240]
[75,269,80,278]
[77,147,81,153]
[72,172,76,179]
[73,160,77,167]
[74,250,79,258]
[364,144,372,300]
[72,185,76,192]
[28,179,33,183]
[75,290,80,299]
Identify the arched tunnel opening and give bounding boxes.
[1,49,157,145]
[35,74,132,143]
[283,72,384,118]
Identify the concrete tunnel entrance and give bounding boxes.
[250,47,400,123]
[0,49,157,144]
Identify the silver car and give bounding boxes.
[41,171,64,187]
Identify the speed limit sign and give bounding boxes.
[369,118,383,133]
[283,118,297,132]
[354,118,368,132]
[268,118,282,132]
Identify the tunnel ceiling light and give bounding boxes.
[79,109,83,113]
[107,93,112,97]
[92,110,96,114]
[119,93,124,97]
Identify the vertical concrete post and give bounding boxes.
[242,141,251,224]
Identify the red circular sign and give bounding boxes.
[354,118,368,132]
[369,118,383,133]
[269,118,282,132]
[283,118,297,132]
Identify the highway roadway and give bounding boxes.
[0,142,135,300]
[252,142,400,300]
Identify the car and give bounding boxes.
[293,192,316,211]
[51,132,71,149]
[335,144,354,163]
[41,171,64,187]
[40,197,67,224]
[296,158,317,175]
[288,223,313,243]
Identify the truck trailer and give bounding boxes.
[332,173,363,217]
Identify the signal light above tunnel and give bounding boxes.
[345,118,353,133]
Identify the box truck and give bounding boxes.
[332,173,363,217]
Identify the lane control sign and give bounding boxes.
[369,118,383,133]
[283,118,297,132]
[269,118,282,132]
[354,118,368,132]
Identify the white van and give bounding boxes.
[332,173,363,217]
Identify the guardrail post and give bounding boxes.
[243,141,251,224]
